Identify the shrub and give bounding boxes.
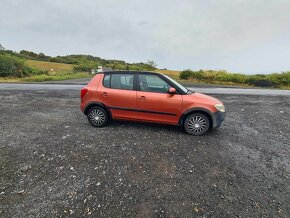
[202,70,218,82]
[73,59,101,72]
[191,70,205,80]
[246,77,275,87]
[267,72,290,86]
[217,72,247,84]
[180,70,193,80]
[0,54,33,77]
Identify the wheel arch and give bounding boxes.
[84,102,112,120]
[179,107,216,129]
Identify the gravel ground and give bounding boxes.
[0,90,289,217]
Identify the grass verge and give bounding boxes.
[0,72,91,83]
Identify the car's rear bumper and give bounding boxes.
[213,111,226,128]
[80,101,86,113]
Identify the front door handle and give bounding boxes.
[138,96,147,100]
[102,92,108,97]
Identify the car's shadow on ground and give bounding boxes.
[101,120,220,137]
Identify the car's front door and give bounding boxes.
[98,73,137,120]
[137,74,182,124]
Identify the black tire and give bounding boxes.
[183,113,210,136]
[87,107,109,127]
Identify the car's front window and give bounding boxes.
[162,74,190,94]
[139,74,170,93]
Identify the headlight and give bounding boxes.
[215,104,225,112]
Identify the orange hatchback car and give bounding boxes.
[80,71,225,135]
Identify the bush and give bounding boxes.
[0,54,33,77]
[180,69,208,80]
[191,70,205,80]
[217,72,247,84]
[202,70,218,82]
[246,78,275,87]
[73,59,101,72]
[180,70,193,80]
[267,72,290,86]
[179,69,290,88]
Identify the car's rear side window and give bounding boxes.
[103,74,111,88]
[103,73,134,90]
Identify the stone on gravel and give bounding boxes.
[18,190,25,194]
[19,165,31,173]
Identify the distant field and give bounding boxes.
[0,61,182,83]
[24,61,182,82]
[157,69,180,80]
[0,60,91,82]
[26,60,73,73]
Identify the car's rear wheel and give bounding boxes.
[87,107,108,127]
[183,113,210,136]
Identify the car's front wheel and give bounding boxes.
[183,113,210,136]
[87,107,108,127]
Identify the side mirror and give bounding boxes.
[168,87,176,94]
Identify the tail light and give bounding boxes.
[80,87,88,98]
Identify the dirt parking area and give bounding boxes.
[0,90,289,217]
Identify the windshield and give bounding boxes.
[163,74,192,94]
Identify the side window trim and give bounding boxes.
[102,73,111,88]
[133,74,137,91]
[136,73,140,91]
[160,75,181,95]
[103,72,182,94]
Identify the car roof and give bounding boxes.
[102,70,162,75]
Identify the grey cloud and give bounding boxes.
[138,21,148,26]
[1,0,290,73]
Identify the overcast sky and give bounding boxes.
[1,0,290,74]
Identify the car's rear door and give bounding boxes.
[136,73,182,124]
[98,72,137,120]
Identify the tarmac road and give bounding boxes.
[0,83,290,96]
[0,88,290,217]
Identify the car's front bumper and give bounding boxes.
[213,111,226,128]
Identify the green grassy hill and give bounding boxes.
[0,49,289,89]
[22,60,90,82]
[0,49,155,82]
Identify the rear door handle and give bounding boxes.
[102,92,108,97]
[138,96,146,100]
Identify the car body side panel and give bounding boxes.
[97,75,137,120]
[137,91,182,125]
[180,93,225,128]
[80,74,102,112]
[181,93,219,114]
